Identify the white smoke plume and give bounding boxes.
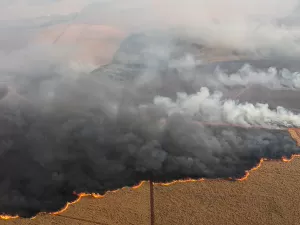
[211,64,300,89]
[153,87,300,128]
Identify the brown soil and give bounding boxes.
[0,158,300,225]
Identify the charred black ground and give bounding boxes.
[0,33,300,218]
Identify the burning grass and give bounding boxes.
[1,127,300,220]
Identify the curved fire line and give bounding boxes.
[0,121,300,220]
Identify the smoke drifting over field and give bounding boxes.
[1,0,300,219]
[0,41,300,217]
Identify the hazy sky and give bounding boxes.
[1,0,300,64]
[0,0,98,20]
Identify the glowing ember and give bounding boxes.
[50,182,146,216]
[236,158,266,181]
[282,154,300,162]
[156,178,206,186]
[91,193,104,198]
[51,194,84,215]
[132,181,147,189]
[0,215,19,220]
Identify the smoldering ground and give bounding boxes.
[0,34,300,218]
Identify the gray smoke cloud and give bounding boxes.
[1,0,300,219]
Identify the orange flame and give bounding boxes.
[282,154,300,162]
[51,194,86,216]
[132,181,147,189]
[1,128,300,220]
[0,215,19,220]
[156,178,206,186]
[50,181,148,216]
[236,158,266,181]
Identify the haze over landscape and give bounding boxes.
[1,0,300,224]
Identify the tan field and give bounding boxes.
[0,157,299,225]
[35,23,127,66]
[34,22,248,67]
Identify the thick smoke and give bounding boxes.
[0,39,299,217]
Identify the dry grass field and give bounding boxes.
[0,157,299,225]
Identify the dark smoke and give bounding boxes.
[0,33,299,218]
